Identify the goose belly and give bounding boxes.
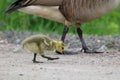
[75,4,119,22]
[19,6,65,23]
[73,7,115,22]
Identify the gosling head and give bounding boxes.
[54,41,64,54]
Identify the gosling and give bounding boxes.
[22,34,64,63]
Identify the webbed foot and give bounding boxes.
[82,48,104,53]
[41,55,59,61]
[47,57,59,61]
[32,60,44,63]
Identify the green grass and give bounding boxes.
[0,0,120,36]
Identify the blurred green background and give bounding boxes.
[0,0,120,36]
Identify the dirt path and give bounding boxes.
[0,42,120,80]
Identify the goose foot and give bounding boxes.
[82,48,104,53]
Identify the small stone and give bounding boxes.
[64,48,81,55]
[97,45,109,53]
[40,67,43,69]
[19,74,24,76]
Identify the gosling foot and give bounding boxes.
[47,57,59,61]
[41,55,59,61]
[32,60,44,63]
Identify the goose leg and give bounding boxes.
[56,25,69,54]
[76,27,103,53]
[41,55,59,60]
[61,25,69,42]
[32,53,43,63]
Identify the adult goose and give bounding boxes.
[5,0,120,53]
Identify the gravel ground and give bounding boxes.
[0,31,120,80]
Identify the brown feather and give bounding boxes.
[5,0,63,13]
[59,0,120,24]
[28,0,63,6]
[6,0,120,25]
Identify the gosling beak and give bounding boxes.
[56,50,64,54]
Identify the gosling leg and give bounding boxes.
[32,53,43,63]
[41,55,59,60]
[76,27,103,53]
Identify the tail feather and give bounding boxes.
[5,0,26,14]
